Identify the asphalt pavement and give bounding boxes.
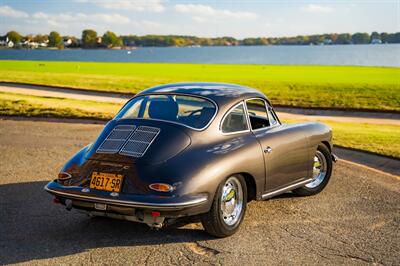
[0,120,399,265]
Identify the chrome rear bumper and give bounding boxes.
[44,181,208,211]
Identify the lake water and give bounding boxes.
[1,44,399,67]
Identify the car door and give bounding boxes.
[245,98,310,193]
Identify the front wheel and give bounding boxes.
[293,143,333,196]
[201,175,247,237]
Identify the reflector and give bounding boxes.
[58,172,72,180]
[149,183,174,192]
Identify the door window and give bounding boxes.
[246,99,270,130]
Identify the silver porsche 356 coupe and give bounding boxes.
[45,82,336,237]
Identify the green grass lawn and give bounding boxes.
[283,119,400,159]
[1,91,399,159]
[327,121,400,159]
[0,92,120,119]
[1,60,399,111]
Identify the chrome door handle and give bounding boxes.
[264,146,272,153]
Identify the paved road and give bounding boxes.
[1,82,399,125]
[0,120,399,265]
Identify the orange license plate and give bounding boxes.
[89,172,124,192]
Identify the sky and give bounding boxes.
[0,0,399,38]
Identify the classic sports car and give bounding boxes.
[45,82,336,237]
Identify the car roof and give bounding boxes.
[139,82,270,107]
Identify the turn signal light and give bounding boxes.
[149,183,174,192]
[58,172,72,180]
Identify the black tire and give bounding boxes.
[201,175,247,238]
[293,143,332,196]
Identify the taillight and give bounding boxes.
[149,183,174,192]
[58,172,72,180]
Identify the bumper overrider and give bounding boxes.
[44,180,209,228]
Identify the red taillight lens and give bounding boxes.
[151,211,161,217]
[149,183,174,192]
[53,197,61,204]
[58,172,72,180]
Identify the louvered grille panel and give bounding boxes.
[119,141,148,157]
[107,130,132,140]
[98,140,125,151]
[129,130,158,143]
[138,126,160,133]
[96,125,136,153]
[119,126,160,158]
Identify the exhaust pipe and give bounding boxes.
[65,199,73,211]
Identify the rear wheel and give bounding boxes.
[201,175,247,237]
[293,144,332,196]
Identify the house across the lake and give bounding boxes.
[371,38,383,44]
[0,36,14,47]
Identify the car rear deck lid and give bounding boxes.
[97,125,160,158]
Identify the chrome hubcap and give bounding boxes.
[306,151,327,188]
[220,176,243,226]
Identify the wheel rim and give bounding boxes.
[306,150,327,189]
[220,176,243,226]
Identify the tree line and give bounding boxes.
[4,30,400,48]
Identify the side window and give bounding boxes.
[267,106,279,126]
[221,103,249,133]
[246,99,270,130]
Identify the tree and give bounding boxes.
[351,32,370,44]
[380,32,388,43]
[386,32,400,43]
[25,34,33,42]
[82,29,98,48]
[34,34,48,43]
[48,31,62,47]
[370,31,380,41]
[335,33,351,44]
[6,31,22,43]
[102,31,122,48]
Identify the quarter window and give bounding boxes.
[221,103,249,133]
[246,99,270,130]
[267,106,279,126]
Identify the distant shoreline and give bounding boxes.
[1,43,400,51]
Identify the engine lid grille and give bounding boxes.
[119,126,160,157]
[96,125,160,158]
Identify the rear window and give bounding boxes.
[115,94,217,130]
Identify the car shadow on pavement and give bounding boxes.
[0,181,213,264]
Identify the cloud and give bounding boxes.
[77,0,164,12]
[174,4,258,20]
[32,12,131,26]
[301,4,334,13]
[0,5,29,18]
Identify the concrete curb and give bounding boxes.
[333,147,400,177]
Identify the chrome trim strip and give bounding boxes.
[261,178,313,200]
[44,185,208,210]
